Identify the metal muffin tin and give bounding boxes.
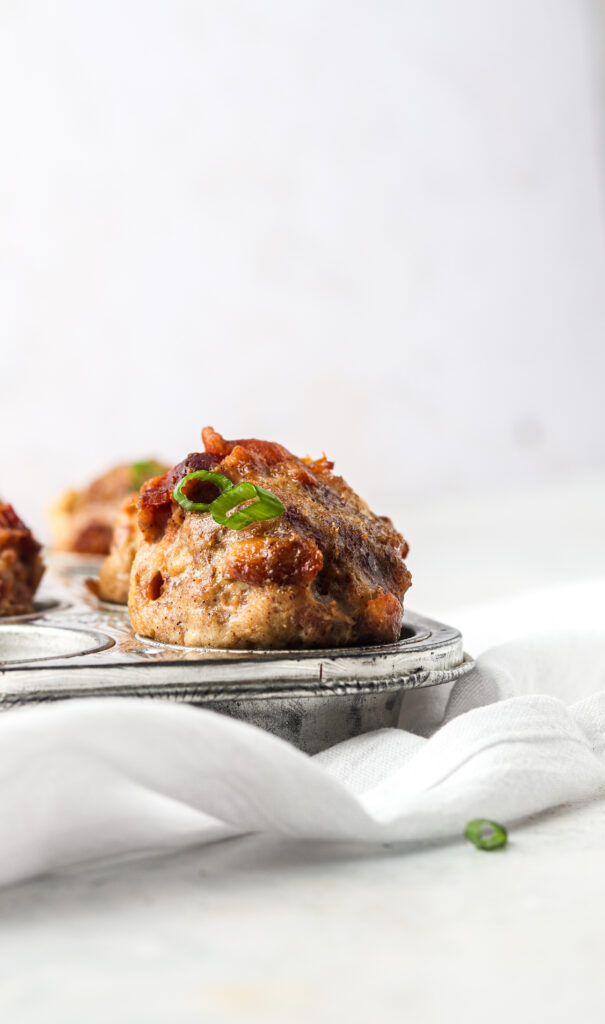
[0,558,473,753]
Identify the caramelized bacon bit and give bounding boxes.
[363,592,403,641]
[225,535,323,586]
[0,505,29,533]
[302,453,335,474]
[217,445,258,479]
[202,427,294,465]
[286,463,319,487]
[138,501,173,543]
[140,452,222,508]
[139,484,173,508]
[137,451,223,541]
[0,504,42,559]
[0,503,44,615]
[201,427,230,456]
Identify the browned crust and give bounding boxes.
[224,535,324,586]
[128,428,411,649]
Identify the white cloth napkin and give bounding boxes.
[1,579,604,888]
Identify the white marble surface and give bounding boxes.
[1,476,605,1023]
[1,800,605,1024]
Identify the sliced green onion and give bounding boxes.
[173,470,234,512]
[131,460,166,491]
[210,481,285,530]
[464,819,508,851]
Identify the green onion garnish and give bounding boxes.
[172,471,285,528]
[131,460,166,491]
[464,819,508,851]
[210,481,285,530]
[173,470,234,512]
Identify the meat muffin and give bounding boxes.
[49,459,166,555]
[97,495,141,604]
[129,428,411,649]
[0,504,45,616]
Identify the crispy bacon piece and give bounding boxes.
[202,427,294,465]
[138,452,222,541]
[302,453,335,474]
[139,452,221,507]
[0,506,42,561]
[0,505,33,537]
[363,593,403,642]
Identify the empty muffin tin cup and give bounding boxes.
[0,625,114,665]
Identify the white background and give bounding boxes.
[1,0,604,547]
[2,8,605,1020]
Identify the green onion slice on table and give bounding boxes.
[209,481,285,530]
[464,819,508,850]
[172,470,234,512]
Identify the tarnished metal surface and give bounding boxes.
[0,564,474,752]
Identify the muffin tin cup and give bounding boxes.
[0,624,114,665]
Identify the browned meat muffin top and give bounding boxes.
[0,504,45,616]
[49,459,167,555]
[128,428,411,649]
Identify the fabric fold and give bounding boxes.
[1,621,605,886]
